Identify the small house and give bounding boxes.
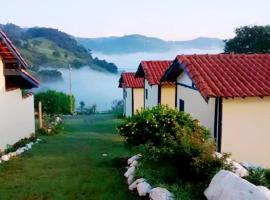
[119,72,144,117]
[161,54,270,166]
[135,61,175,109]
[0,30,39,151]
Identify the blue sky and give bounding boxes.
[1,0,269,40]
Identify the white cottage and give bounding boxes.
[135,61,176,109]
[119,72,144,117]
[161,54,270,167]
[0,30,39,151]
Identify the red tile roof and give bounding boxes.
[163,54,270,99]
[119,72,144,88]
[136,60,173,85]
[0,30,28,68]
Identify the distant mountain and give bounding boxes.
[77,34,224,54]
[0,23,118,73]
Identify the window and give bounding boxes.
[179,99,185,111]
[145,89,148,99]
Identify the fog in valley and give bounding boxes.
[37,48,223,111]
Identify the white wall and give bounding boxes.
[222,97,270,167]
[0,58,35,151]
[124,88,132,117]
[176,73,216,136]
[144,79,158,109]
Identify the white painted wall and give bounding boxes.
[0,58,35,151]
[124,88,132,117]
[144,79,158,109]
[176,72,216,136]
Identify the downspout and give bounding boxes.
[132,88,134,116]
[158,85,161,105]
[217,97,223,152]
[175,81,178,108]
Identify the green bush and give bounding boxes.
[4,134,38,154]
[245,168,270,188]
[118,106,230,182]
[34,90,75,115]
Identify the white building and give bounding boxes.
[119,72,144,117]
[161,54,270,167]
[0,30,39,151]
[135,61,176,109]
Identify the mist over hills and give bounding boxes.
[77,34,225,54]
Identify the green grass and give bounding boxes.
[0,114,139,200]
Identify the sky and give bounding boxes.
[0,0,269,40]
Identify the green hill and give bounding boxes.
[0,23,118,73]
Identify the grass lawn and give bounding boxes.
[0,114,139,200]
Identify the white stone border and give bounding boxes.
[0,138,42,164]
[124,154,174,200]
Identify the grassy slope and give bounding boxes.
[0,114,138,200]
[19,38,107,72]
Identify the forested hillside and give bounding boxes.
[0,23,118,74]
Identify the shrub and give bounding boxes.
[4,134,38,154]
[118,106,230,182]
[34,90,75,115]
[245,168,270,188]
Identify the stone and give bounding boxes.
[130,160,138,167]
[129,178,145,191]
[137,181,152,196]
[128,154,141,165]
[241,162,264,170]
[8,152,17,158]
[127,174,134,185]
[124,166,135,178]
[231,161,249,177]
[26,144,32,149]
[257,186,270,199]
[1,154,10,161]
[204,170,270,200]
[149,187,174,200]
[16,148,24,155]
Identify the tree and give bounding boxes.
[79,101,85,113]
[224,25,270,53]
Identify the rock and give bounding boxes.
[8,152,17,158]
[214,152,223,159]
[128,154,141,165]
[37,138,42,142]
[26,144,32,149]
[204,170,270,200]
[137,181,152,196]
[129,178,145,191]
[124,166,135,178]
[16,148,24,155]
[231,161,249,177]
[257,186,270,199]
[130,160,138,167]
[149,187,174,200]
[127,174,134,185]
[1,154,10,161]
[241,162,264,170]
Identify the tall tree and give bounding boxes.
[224,25,270,53]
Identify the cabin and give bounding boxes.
[135,61,176,109]
[119,72,144,117]
[0,30,39,151]
[161,54,270,166]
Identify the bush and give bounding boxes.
[36,114,64,136]
[245,168,270,188]
[4,134,38,154]
[118,106,230,182]
[34,90,75,115]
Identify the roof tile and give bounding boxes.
[173,54,270,98]
[119,72,144,88]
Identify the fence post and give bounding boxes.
[38,101,43,129]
